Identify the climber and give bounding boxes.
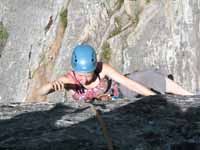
[37,44,193,101]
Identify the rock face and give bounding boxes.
[0,0,200,102]
[125,0,200,93]
[0,0,65,102]
[0,95,200,150]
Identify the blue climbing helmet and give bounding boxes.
[71,44,97,73]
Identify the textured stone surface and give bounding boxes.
[0,95,200,149]
[125,0,200,92]
[0,0,64,102]
[0,0,200,102]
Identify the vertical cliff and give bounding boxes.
[0,0,199,102]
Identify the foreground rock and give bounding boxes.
[0,95,200,150]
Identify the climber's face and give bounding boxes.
[74,72,95,85]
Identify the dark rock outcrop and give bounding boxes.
[0,95,200,150]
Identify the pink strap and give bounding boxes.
[65,71,79,84]
[112,81,119,96]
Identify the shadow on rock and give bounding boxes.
[0,95,200,150]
